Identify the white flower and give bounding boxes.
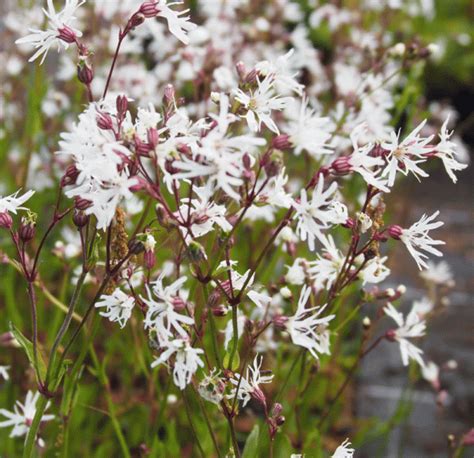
[229,355,273,407]
[151,338,204,390]
[0,366,9,381]
[248,290,272,309]
[434,117,467,183]
[287,285,335,358]
[175,185,232,240]
[234,75,292,133]
[399,211,445,270]
[360,256,391,285]
[346,124,389,192]
[0,189,35,214]
[173,95,265,200]
[285,258,307,285]
[198,369,225,404]
[332,438,355,458]
[155,0,197,45]
[307,236,345,290]
[384,303,426,366]
[255,49,304,95]
[381,120,434,187]
[95,288,135,328]
[412,296,434,317]
[58,103,137,230]
[293,177,346,251]
[285,96,333,157]
[142,274,194,343]
[0,391,54,447]
[15,0,84,64]
[421,361,440,388]
[419,260,454,286]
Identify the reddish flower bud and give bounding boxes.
[74,197,93,211]
[235,61,246,80]
[245,69,258,84]
[73,210,89,228]
[57,26,77,44]
[139,1,160,17]
[273,314,289,330]
[462,429,474,446]
[77,60,94,84]
[0,212,13,229]
[129,177,148,193]
[275,415,285,426]
[272,134,292,150]
[272,403,283,417]
[388,224,403,240]
[144,249,156,270]
[250,386,267,410]
[371,144,388,157]
[116,95,128,118]
[147,128,159,149]
[242,153,252,170]
[171,296,187,311]
[212,305,227,317]
[343,217,355,229]
[331,156,352,175]
[135,135,151,155]
[19,219,35,243]
[129,12,146,29]
[96,112,114,130]
[385,329,397,341]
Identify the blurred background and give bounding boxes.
[0,0,472,456]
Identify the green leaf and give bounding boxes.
[223,351,240,371]
[9,321,47,382]
[242,424,260,458]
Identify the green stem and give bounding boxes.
[23,394,48,458]
[90,348,131,458]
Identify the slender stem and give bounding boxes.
[26,282,41,384]
[45,270,87,386]
[182,390,206,458]
[90,347,131,458]
[22,394,48,458]
[102,32,126,99]
[191,385,222,458]
[317,336,384,428]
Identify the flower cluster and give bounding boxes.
[0,0,469,456]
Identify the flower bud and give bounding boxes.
[61,164,80,187]
[116,95,128,118]
[96,112,114,130]
[272,134,292,150]
[273,314,288,330]
[250,386,267,409]
[385,329,397,341]
[331,156,352,175]
[235,61,246,80]
[139,1,159,17]
[19,218,35,243]
[77,58,94,84]
[275,415,285,426]
[271,403,283,417]
[74,197,93,211]
[73,210,89,228]
[147,128,159,149]
[0,212,13,230]
[388,225,403,240]
[57,26,77,44]
[245,69,258,84]
[362,316,371,329]
[129,12,146,29]
[171,296,187,312]
[212,305,227,317]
